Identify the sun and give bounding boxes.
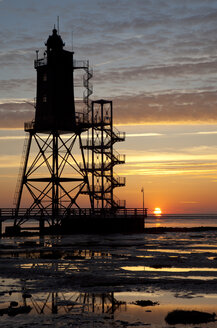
[153,207,162,215]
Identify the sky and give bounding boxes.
[1,0,217,213]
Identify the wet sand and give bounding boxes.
[1,229,217,327]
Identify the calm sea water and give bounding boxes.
[146,214,217,228]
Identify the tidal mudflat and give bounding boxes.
[1,228,217,327]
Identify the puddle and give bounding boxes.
[122,266,217,273]
[171,275,217,281]
[1,285,217,327]
[136,255,154,258]
[208,257,217,260]
[145,248,192,254]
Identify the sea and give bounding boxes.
[1,214,217,327]
[146,213,217,228]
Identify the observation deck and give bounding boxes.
[24,112,92,133]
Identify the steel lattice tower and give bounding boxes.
[13,29,125,227]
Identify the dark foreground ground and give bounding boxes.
[1,228,217,327]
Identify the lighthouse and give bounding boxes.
[35,28,76,132]
[13,28,126,229]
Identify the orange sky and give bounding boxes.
[1,124,217,214]
[1,1,217,213]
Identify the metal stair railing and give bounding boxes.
[83,63,93,113]
[106,173,126,187]
[105,149,125,165]
[104,126,125,142]
[105,194,126,209]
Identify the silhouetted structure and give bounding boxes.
[35,29,75,131]
[0,28,147,235]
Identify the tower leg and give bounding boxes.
[39,218,44,234]
[14,132,91,227]
[52,132,59,225]
[14,133,32,226]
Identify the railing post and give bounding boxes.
[39,218,44,234]
[39,209,44,235]
[144,208,148,230]
[0,209,2,237]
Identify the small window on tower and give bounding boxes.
[43,73,47,82]
[43,96,47,103]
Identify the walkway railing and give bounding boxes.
[0,208,148,219]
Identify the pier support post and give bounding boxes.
[39,218,45,235]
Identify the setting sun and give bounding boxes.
[153,207,162,215]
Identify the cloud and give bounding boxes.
[0,79,35,91]
[113,90,217,124]
[1,88,217,128]
[0,48,36,67]
[122,160,217,177]
[0,155,21,168]
[93,59,217,85]
[180,201,200,204]
[121,145,217,176]
[0,99,34,128]
[1,1,217,127]
[0,136,25,140]
[196,131,217,135]
[126,133,163,137]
